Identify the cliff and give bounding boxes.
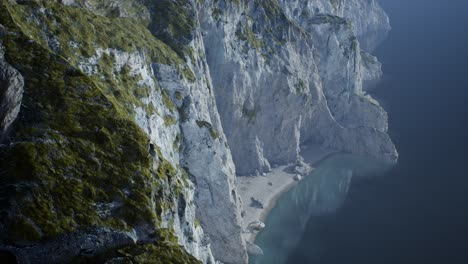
[0,0,395,263]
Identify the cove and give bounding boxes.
[249,154,394,264]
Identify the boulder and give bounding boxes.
[293,174,302,181]
[294,159,313,176]
[248,221,265,232]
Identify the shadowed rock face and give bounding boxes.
[0,45,23,142]
[0,1,239,263]
[0,0,395,263]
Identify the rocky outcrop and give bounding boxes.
[0,0,395,263]
[279,0,390,51]
[341,0,391,51]
[0,2,215,263]
[248,220,265,232]
[200,0,396,175]
[0,44,23,141]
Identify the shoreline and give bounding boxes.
[237,146,336,243]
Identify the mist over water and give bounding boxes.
[257,0,468,263]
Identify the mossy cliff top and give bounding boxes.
[5,0,195,84]
[0,2,197,262]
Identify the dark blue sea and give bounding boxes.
[252,0,468,263]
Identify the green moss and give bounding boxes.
[212,7,222,22]
[156,159,178,180]
[236,24,266,52]
[181,66,196,83]
[72,236,200,263]
[146,102,158,116]
[295,78,307,93]
[6,1,182,65]
[0,5,184,243]
[232,0,306,55]
[146,0,196,59]
[164,115,177,126]
[116,242,201,264]
[158,228,179,244]
[0,25,154,233]
[186,47,196,62]
[194,219,201,228]
[209,129,219,140]
[196,120,219,140]
[175,91,183,100]
[258,0,282,19]
[67,0,152,24]
[3,0,199,119]
[162,90,177,111]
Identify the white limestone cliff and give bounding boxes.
[199,0,396,177]
[63,0,396,262]
[1,0,396,263]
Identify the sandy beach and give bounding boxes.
[237,145,336,243]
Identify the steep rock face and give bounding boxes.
[279,0,390,51]
[0,0,396,263]
[153,20,247,264]
[0,24,201,264]
[341,0,391,51]
[0,2,212,263]
[200,0,318,175]
[141,2,247,262]
[1,0,247,263]
[280,0,396,160]
[200,0,396,175]
[0,44,23,141]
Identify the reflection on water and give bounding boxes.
[250,154,394,264]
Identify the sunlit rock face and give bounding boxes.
[0,0,395,263]
[200,0,396,176]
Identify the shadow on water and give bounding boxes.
[250,154,394,264]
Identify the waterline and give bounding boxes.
[250,154,394,264]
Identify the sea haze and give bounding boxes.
[286,0,468,263]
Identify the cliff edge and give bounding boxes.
[0,0,395,263]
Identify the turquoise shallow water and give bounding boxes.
[249,154,394,264]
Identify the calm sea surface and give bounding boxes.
[253,1,468,263]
